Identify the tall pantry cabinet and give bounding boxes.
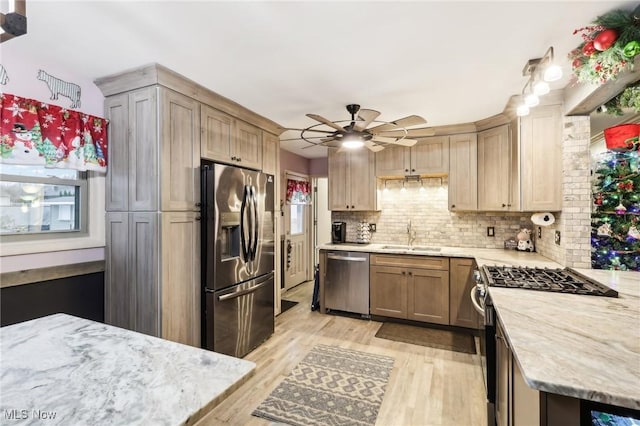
[97,64,283,347]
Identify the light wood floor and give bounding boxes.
[198,281,487,426]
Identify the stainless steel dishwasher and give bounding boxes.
[324,251,370,317]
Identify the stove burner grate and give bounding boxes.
[481,266,618,297]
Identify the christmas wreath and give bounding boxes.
[601,81,640,115]
[568,6,640,85]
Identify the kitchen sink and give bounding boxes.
[381,245,441,252]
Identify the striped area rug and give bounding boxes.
[252,345,395,426]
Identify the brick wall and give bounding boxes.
[333,178,534,249]
[535,115,592,269]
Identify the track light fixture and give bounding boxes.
[0,0,27,43]
[517,46,562,117]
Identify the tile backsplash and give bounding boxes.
[332,178,535,249]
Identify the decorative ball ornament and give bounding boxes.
[595,193,603,205]
[623,41,640,58]
[593,29,618,51]
[572,58,582,69]
[615,202,627,214]
[582,41,596,57]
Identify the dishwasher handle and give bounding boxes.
[327,254,367,262]
[470,286,486,317]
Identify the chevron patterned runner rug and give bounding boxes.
[252,345,395,426]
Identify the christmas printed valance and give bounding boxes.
[286,178,311,205]
[0,93,108,172]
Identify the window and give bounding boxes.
[0,164,88,240]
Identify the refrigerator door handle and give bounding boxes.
[217,273,274,301]
[251,185,259,261]
[240,184,250,262]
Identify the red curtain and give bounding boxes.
[286,178,311,204]
[0,93,108,172]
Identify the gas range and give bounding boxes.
[481,265,618,297]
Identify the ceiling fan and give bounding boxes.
[282,104,435,152]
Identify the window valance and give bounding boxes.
[286,178,311,205]
[0,93,109,172]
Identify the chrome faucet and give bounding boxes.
[407,220,417,247]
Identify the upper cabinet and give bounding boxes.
[201,105,263,170]
[261,131,279,176]
[328,148,379,211]
[477,124,518,211]
[375,136,449,177]
[520,104,563,211]
[448,133,478,211]
[104,86,200,212]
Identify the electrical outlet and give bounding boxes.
[487,227,495,237]
[369,223,376,232]
[555,230,561,245]
[537,227,542,238]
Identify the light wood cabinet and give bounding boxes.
[200,106,263,170]
[370,254,449,325]
[375,136,449,177]
[105,211,160,336]
[520,104,562,211]
[328,148,378,211]
[262,131,279,175]
[478,125,517,211]
[448,133,478,211]
[161,211,200,346]
[496,320,511,426]
[160,89,200,211]
[449,258,480,329]
[407,268,449,325]
[370,265,408,319]
[104,87,159,212]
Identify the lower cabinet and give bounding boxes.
[370,254,449,324]
[449,258,480,329]
[105,211,200,347]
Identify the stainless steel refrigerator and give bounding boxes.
[201,161,275,358]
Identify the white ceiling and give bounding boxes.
[3,1,636,158]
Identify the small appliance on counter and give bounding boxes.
[331,221,346,244]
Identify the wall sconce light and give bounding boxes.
[1,0,27,43]
[517,46,562,117]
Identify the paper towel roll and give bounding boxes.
[531,212,555,227]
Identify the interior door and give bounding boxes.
[284,173,309,289]
[313,177,332,268]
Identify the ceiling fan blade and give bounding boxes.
[354,109,381,131]
[364,141,385,152]
[371,135,397,144]
[386,138,418,147]
[306,114,345,132]
[283,128,336,134]
[279,135,328,142]
[369,115,427,133]
[321,137,337,142]
[376,127,436,138]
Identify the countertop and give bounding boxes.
[319,243,640,409]
[0,314,256,425]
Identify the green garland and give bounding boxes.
[569,7,640,85]
[600,81,640,115]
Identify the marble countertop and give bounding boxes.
[319,243,640,409]
[0,314,256,425]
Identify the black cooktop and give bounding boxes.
[481,265,618,297]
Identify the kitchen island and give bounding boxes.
[318,243,640,411]
[0,314,255,425]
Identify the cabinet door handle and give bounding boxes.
[195,202,202,207]
[346,205,349,209]
[502,203,506,207]
[237,157,242,162]
[401,271,406,275]
[405,169,409,172]
[507,204,512,207]
[351,205,355,209]
[408,271,413,276]
[411,169,415,172]
[195,216,201,221]
[451,204,456,208]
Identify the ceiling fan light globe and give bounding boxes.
[342,139,365,149]
[543,64,563,82]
